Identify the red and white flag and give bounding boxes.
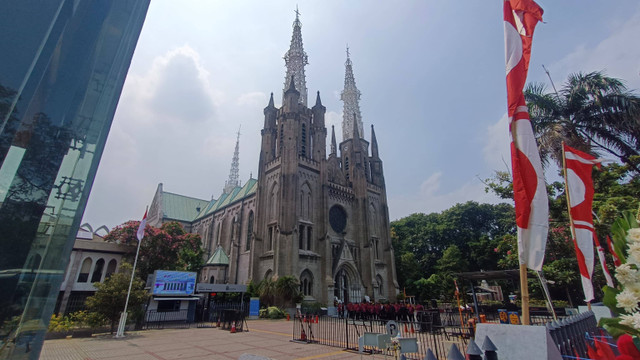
[504,0,548,271]
[136,209,147,242]
[607,235,622,267]
[594,234,615,287]
[563,143,602,301]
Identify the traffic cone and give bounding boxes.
[315,315,319,323]
[301,328,307,341]
[286,313,290,321]
[231,322,236,333]
[216,318,220,328]
[410,323,415,333]
[404,323,409,333]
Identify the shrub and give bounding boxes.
[259,306,285,319]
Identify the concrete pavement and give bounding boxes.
[40,319,366,360]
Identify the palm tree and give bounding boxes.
[257,277,277,307]
[524,71,640,172]
[275,276,301,308]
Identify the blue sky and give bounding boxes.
[82,1,640,230]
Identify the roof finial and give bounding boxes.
[315,91,322,106]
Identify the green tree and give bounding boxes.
[391,201,516,301]
[275,276,302,308]
[104,221,204,281]
[524,71,640,171]
[257,277,277,307]
[85,262,147,333]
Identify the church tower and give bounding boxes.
[251,11,397,304]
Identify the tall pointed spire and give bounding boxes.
[371,124,379,158]
[283,6,309,106]
[341,45,363,141]
[330,125,337,155]
[224,126,241,194]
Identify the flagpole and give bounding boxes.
[512,123,532,326]
[116,207,147,338]
[561,143,591,311]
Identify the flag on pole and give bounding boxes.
[563,143,601,301]
[136,209,147,242]
[504,0,548,271]
[607,235,622,267]
[594,234,615,287]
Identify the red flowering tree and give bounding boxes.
[104,221,204,281]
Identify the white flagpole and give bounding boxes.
[116,207,147,337]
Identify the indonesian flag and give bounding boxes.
[504,0,548,271]
[563,143,602,301]
[136,209,147,242]
[594,234,615,288]
[607,235,622,267]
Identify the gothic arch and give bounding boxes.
[376,274,384,298]
[300,182,312,220]
[264,269,273,281]
[299,269,313,297]
[269,182,279,221]
[333,263,362,303]
[369,201,378,236]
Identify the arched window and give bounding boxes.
[209,276,215,284]
[264,270,273,281]
[300,270,313,296]
[78,258,92,283]
[105,259,117,279]
[301,123,307,157]
[91,258,105,283]
[376,275,384,297]
[246,211,254,251]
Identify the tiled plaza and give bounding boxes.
[40,319,365,360]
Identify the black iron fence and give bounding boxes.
[547,311,601,358]
[292,314,471,360]
[142,310,191,330]
[196,301,248,328]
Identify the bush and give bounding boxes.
[48,314,74,333]
[259,306,285,319]
[301,302,325,315]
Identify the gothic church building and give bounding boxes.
[148,13,398,304]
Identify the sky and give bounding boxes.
[81,1,640,231]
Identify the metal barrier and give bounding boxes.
[292,314,470,360]
[546,311,600,358]
[142,310,191,330]
[196,301,248,328]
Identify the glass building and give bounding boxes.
[0,1,150,358]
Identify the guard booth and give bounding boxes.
[195,283,249,330]
[145,270,199,328]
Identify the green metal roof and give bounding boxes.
[194,178,258,220]
[162,192,210,222]
[206,245,229,266]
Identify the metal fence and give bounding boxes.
[547,311,601,359]
[292,314,470,360]
[196,301,248,328]
[142,310,191,330]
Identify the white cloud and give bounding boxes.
[389,171,507,220]
[483,113,511,172]
[550,5,640,91]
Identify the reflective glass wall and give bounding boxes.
[0,1,149,358]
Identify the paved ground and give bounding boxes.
[40,319,368,360]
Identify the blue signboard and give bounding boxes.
[250,297,260,317]
[152,270,197,295]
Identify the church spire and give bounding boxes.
[224,126,241,194]
[371,124,379,158]
[283,6,309,107]
[330,125,337,156]
[341,45,363,141]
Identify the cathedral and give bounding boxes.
[148,12,398,304]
